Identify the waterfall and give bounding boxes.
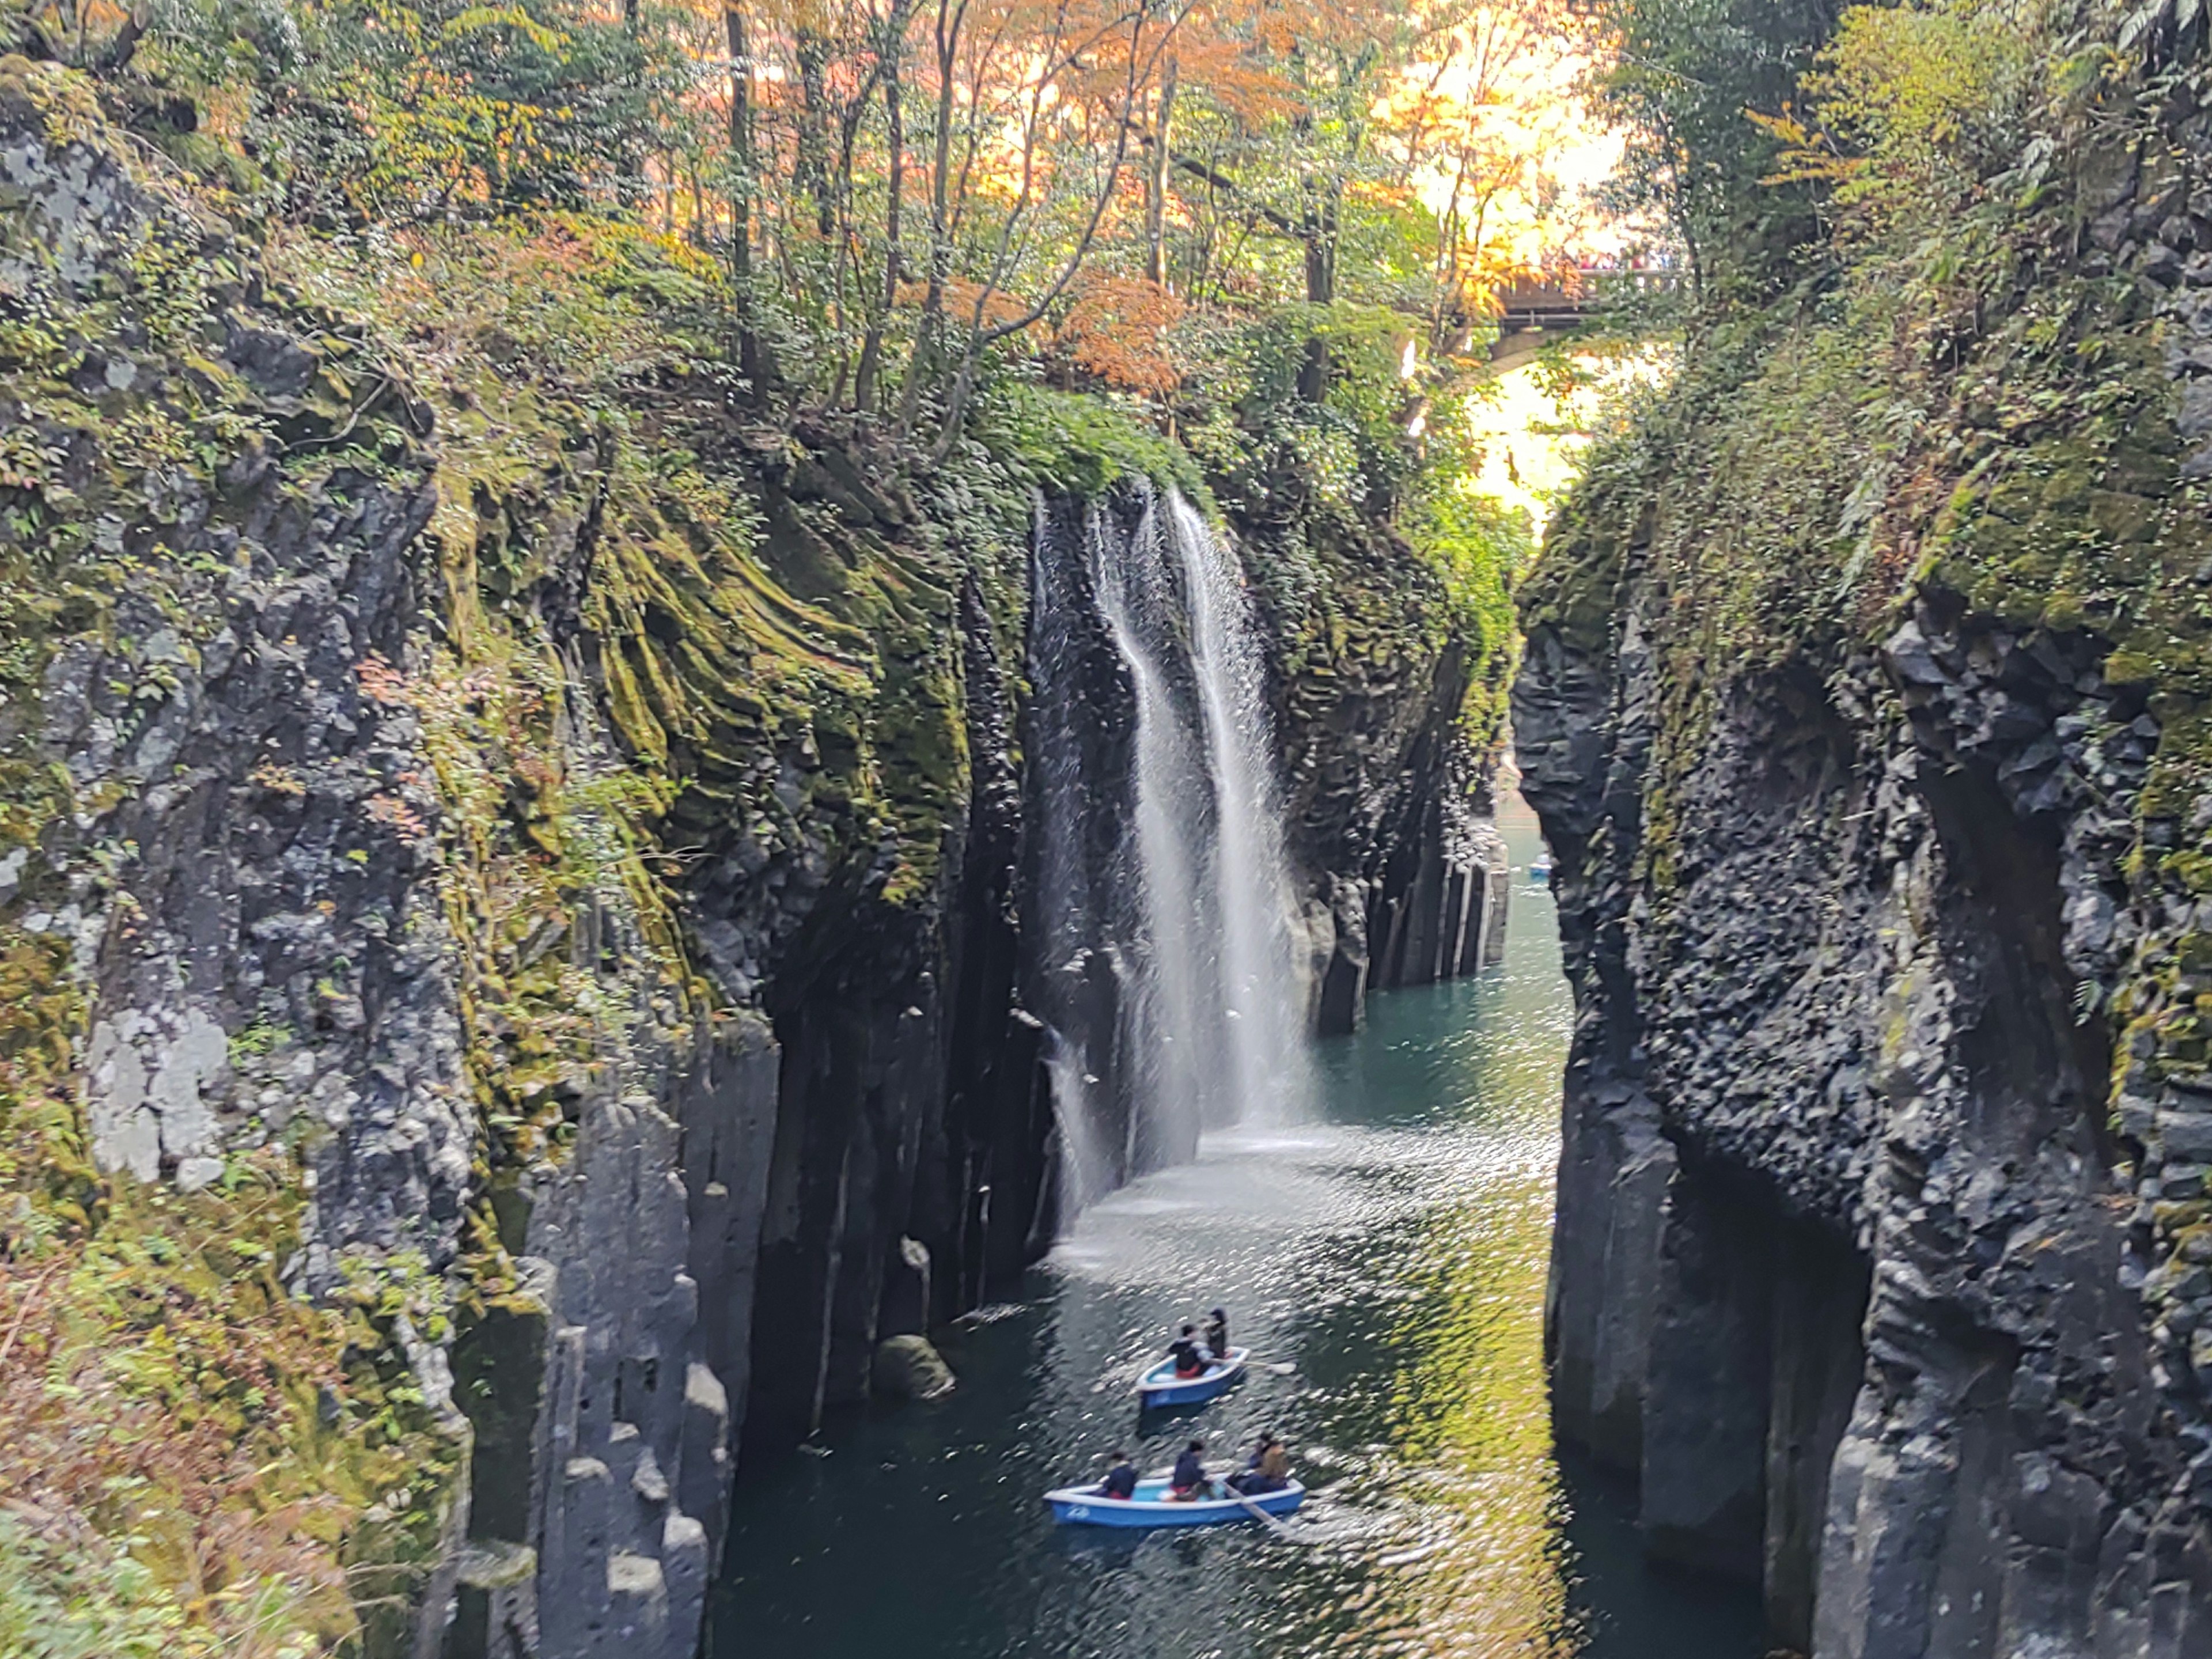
[1025,484,1314,1225]
[1094,493,1233,1171]
[1165,489,1315,1130]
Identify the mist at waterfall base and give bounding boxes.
[711,794,1763,1658]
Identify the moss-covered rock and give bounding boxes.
[1515,7,2212,1649]
[0,34,1518,1655]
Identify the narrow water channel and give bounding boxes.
[710,793,1763,1657]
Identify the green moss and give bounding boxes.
[972,380,1215,512]
[0,66,485,1650]
[1518,3,2212,1251]
[5,37,1523,1648]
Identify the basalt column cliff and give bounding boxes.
[1519,5,2212,1654]
[0,53,1512,1658]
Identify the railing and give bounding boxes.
[1493,268,1681,329]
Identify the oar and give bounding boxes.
[1227,1486,1302,1540]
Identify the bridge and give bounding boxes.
[1488,268,1678,366]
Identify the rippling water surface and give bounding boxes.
[711,794,1763,1658]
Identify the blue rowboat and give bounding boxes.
[1135,1347,1248,1407]
[1044,1477,1305,1529]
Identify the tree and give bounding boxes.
[1585,0,1840,299]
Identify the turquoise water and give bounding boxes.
[710,794,1763,1657]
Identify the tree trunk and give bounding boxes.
[897,0,963,438]
[797,31,838,240]
[1297,183,1336,401]
[856,0,910,414]
[726,2,768,397]
[1145,57,1178,290]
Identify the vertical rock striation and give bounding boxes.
[1516,20,2212,1651]
[1253,495,1512,1037]
[1517,558,2188,1654]
[0,61,1508,1659]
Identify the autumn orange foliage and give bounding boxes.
[1054,274,1187,395]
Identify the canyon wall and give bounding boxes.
[0,56,1506,1658]
[1517,14,2212,1654]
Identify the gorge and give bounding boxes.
[22,0,2212,1654]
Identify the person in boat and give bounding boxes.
[1169,1438,1211,1501]
[1202,1307,1230,1363]
[1095,1449,1138,1501]
[1169,1324,1208,1378]
[1230,1435,1291,1497]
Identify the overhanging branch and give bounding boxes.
[1122,123,1301,239]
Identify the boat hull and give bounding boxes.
[1044,1478,1304,1529]
[1135,1347,1248,1407]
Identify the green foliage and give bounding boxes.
[1541,0,2122,680]
[1537,0,2212,959]
[0,13,1534,1647]
[1404,423,1533,735]
[0,1517,280,1659]
[1173,305,1429,508]
[1767,1,2041,238]
[2120,0,2212,63]
[145,0,681,222]
[1587,0,1839,297]
[972,380,1215,512]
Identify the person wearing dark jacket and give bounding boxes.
[1226,1433,1293,1495]
[1238,1437,1291,1495]
[1168,1324,1207,1377]
[1169,1440,1210,1499]
[1227,1434,1272,1495]
[1096,1449,1138,1500]
[1203,1307,1230,1362]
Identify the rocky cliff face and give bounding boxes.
[1244,475,1512,1035]
[0,54,1503,1659]
[1516,17,2212,1654]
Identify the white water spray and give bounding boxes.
[1166,489,1314,1128]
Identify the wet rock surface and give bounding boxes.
[1517,321,2212,1659]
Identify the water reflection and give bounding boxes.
[712,796,1763,1657]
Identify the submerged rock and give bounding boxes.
[872,1335,957,1402]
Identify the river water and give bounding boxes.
[711,794,1763,1658]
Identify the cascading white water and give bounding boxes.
[1164,490,1315,1128]
[1029,483,1313,1221]
[1093,495,1232,1168]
